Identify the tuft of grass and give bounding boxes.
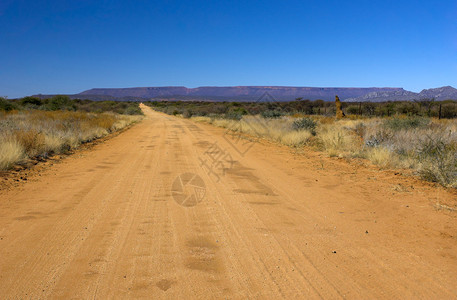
[279,130,312,146]
[191,116,212,123]
[15,130,45,157]
[0,138,25,170]
[366,147,397,168]
[211,118,238,129]
[317,124,361,156]
[316,116,335,125]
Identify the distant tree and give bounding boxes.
[416,98,435,117]
[363,103,376,116]
[20,96,42,106]
[0,97,16,111]
[46,95,74,111]
[346,105,360,115]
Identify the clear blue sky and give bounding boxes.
[1,0,456,98]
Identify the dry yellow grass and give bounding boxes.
[192,115,313,147]
[192,114,457,187]
[366,147,397,168]
[317,124,362,157]
[191,116,212,123]
[0,110,141,170]
[279,130,312,146]
[0,138,25,170]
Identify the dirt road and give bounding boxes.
[1,104,456,299]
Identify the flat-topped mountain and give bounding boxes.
[32,86,457,102]
[77,86,404,102]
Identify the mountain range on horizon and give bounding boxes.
[32,85,457,102]
[344,86,457,102]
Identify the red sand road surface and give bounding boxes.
[0,104,456,298]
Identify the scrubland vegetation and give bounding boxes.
[0,96,142,170]
[146,101,457,188]
[145,98,457,119]
[1,95,143,115]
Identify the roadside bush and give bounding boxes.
[183,110,193,118]
[123,105,141,115]
[292,117,317,134]
[224,111,243,120]
[365,128,393,147]
[416,134,457,187]
[224,107,247,120]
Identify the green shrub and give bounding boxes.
[20,97,42,106]
[124,105,143,115]
[224,111,243,120]
[261,110,283,119]
[0,98,16,111]
[45,95,75,111]
[384,117,430,131]
[346,105,360,115]
[365,128,393,147]
[417,135,457,187]
[292,117,317,135]
[183,110,193,118]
